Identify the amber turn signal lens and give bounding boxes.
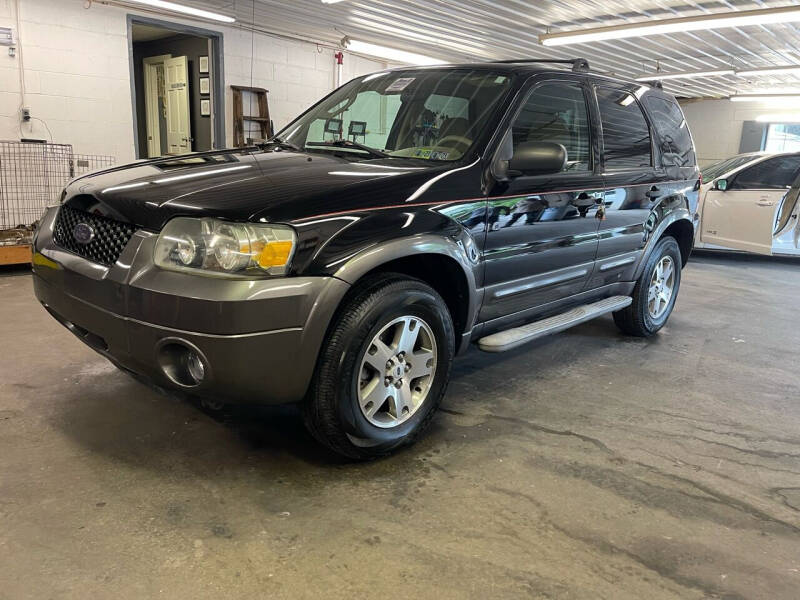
[258,241,293,268]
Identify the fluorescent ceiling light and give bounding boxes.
[124,0,235,22]
[635,69,734,81]
[742,87,800,94]
[737,65,800,76]
[730,94,800,102]
[345,40,444,65]
[756,113,800,123]
[540,5,800,46]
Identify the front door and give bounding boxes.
[164,56,191,155]
[481,78,602,323]
[701,154,800,255]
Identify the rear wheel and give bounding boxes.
[303,274,455,460]
[614,236,682,337]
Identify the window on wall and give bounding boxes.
[596,86,652,170]
[764,123,800,153]
[512,81,592,172]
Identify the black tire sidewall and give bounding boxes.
[332,282,454,448]
[638,237,682,333]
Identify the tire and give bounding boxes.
[303,274,455,460]
[613,236,682,337]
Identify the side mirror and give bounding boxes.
[714,178,728,191]
[509,142,567,176]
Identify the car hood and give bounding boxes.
[63,149,450,230]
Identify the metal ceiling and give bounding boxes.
[174,0,800,98]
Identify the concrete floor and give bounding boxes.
[1,252,799,599]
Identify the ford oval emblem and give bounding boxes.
[73,222,95,245]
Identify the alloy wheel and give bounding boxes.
[357,316,437,428]
[647,255,675,319]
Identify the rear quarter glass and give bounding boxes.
[644,95,698,169]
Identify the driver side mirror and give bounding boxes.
[509,142,567,177]
[714,178,728,191]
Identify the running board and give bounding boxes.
[477,296,632,353]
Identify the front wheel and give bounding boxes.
[613,236,682,337]
[303,274,455,460]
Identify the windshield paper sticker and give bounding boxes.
[413,148,450,160]
[386,77,416,92]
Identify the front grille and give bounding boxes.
[53,205,137,266]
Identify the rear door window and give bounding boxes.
[730,156,800,190]
[596,86,653,170]
[645,96,696,168]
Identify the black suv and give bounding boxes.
[33,59,698,458]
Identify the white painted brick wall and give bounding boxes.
[0,0,386,163]
[681,98,790,167]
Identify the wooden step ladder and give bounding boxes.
[231,85,273,147]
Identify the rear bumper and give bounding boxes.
[32,207,350,404]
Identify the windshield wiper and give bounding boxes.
[261,137,303,152]
[306,140,390,159]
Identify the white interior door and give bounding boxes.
[700,155,800,255]
[700,189,782,255]
[143,54,171,158]
[164,56,191,155]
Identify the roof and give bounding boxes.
[378,60,660,92]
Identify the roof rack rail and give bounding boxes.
[492,58,591,73]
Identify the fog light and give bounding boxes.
[186,350,205,383]
[156,340,208,388]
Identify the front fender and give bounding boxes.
[295,206,483,350]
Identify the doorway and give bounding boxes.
[129,18,225,158]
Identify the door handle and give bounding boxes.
[757,199,775,207]
[645,186,661,199]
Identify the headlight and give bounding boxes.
[154,217,296,277]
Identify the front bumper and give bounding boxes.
[32,207,350,404]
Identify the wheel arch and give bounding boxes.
[662,218,694,266]
[332,235,481,354]
[631,213,693,283]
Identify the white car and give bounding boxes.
[695,152,800,256]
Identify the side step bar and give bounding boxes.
[477,296,632,353]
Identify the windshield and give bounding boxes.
[702,154,761,181]
[275,69,513,162]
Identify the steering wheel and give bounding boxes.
[435,135,472,153]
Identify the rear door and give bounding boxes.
[700,155,800,255]
[593,84,666,276]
